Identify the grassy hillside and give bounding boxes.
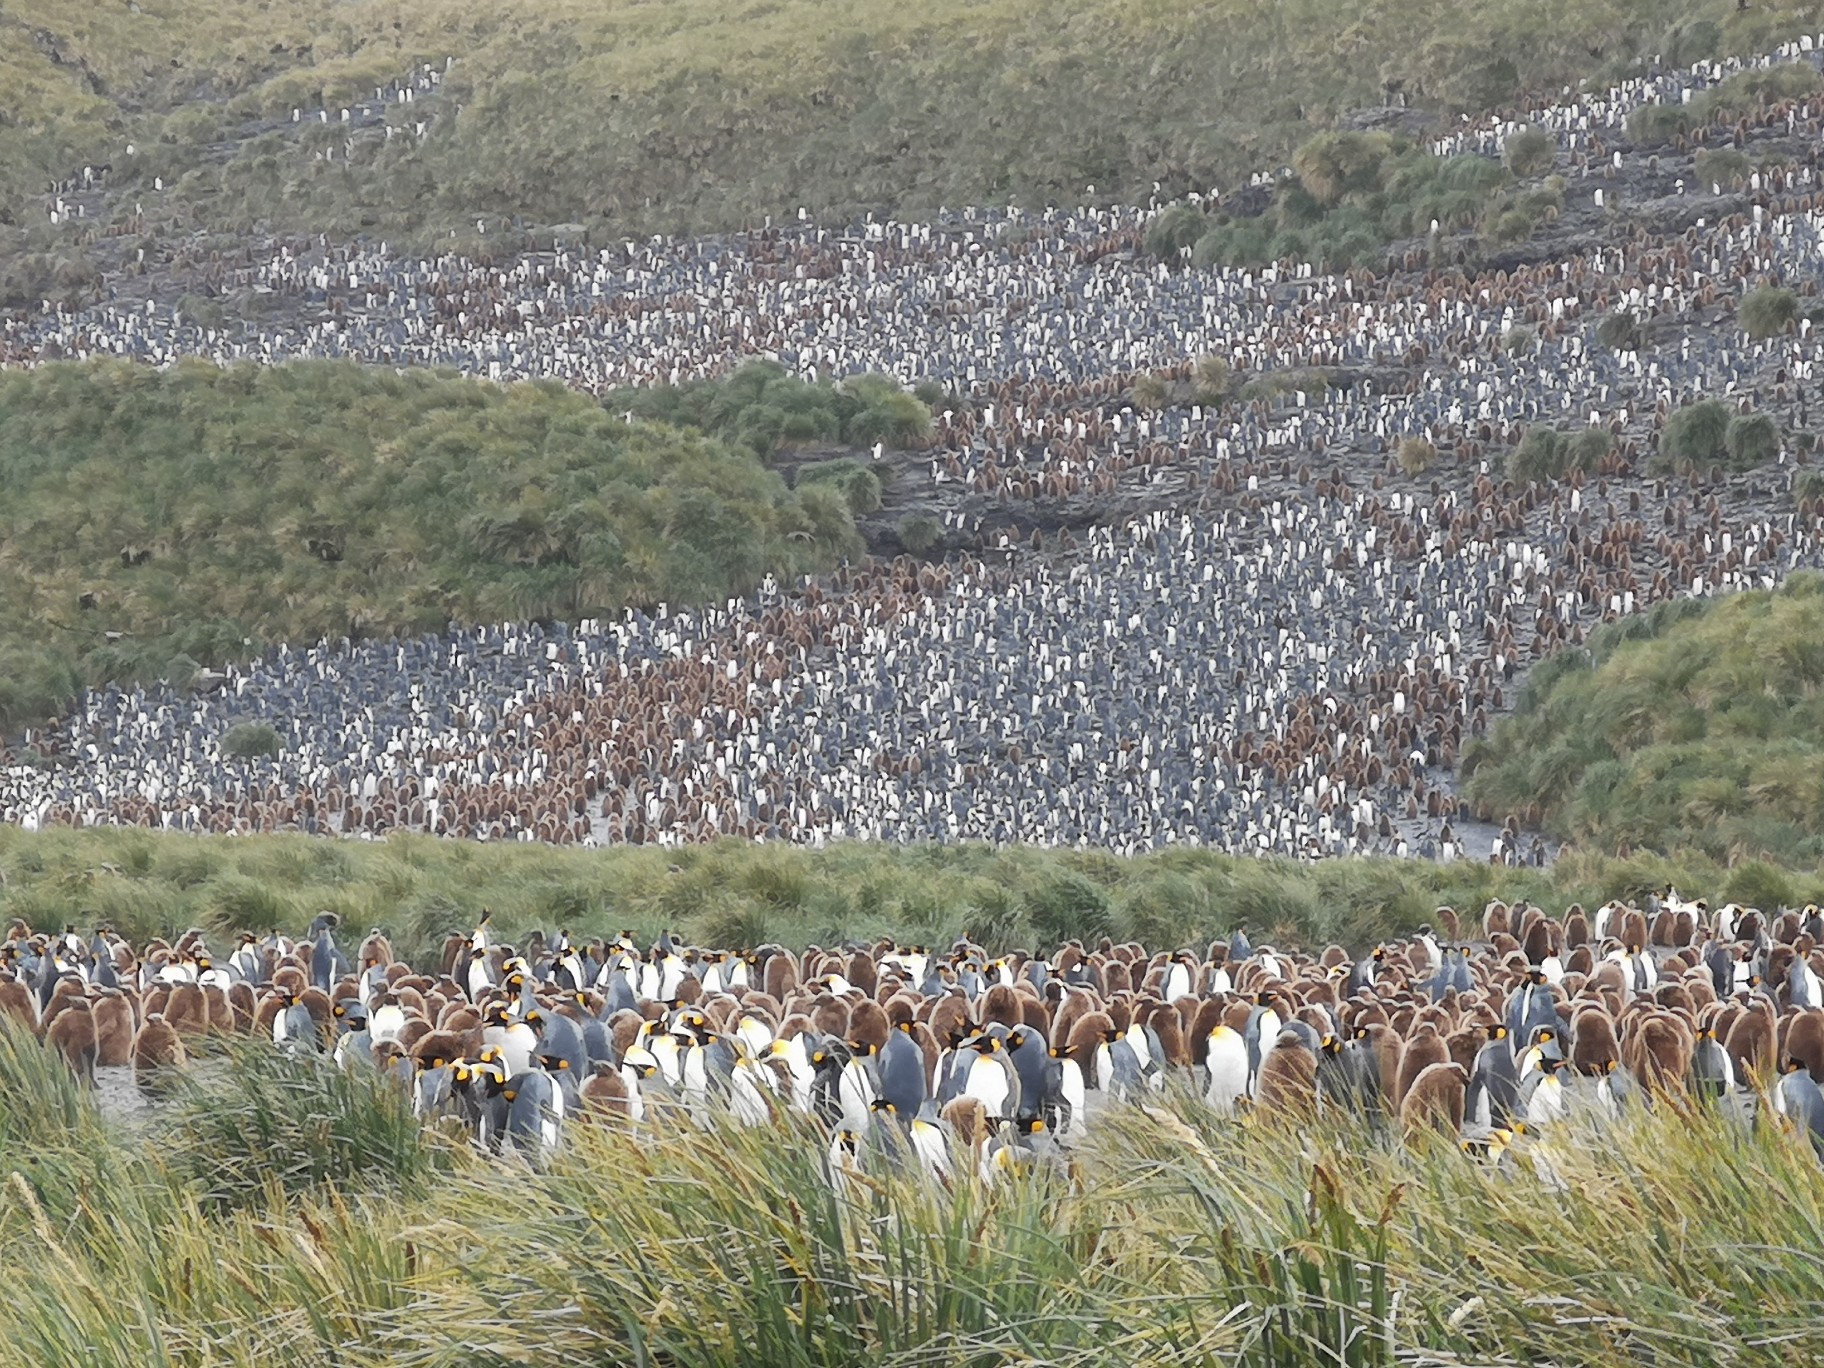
[1,0,1814,248]
[1464,574,1824,866]
[0,826,1816,969]
[3,1021,1822,1367]
[0,359,860,730]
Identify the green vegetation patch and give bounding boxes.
[0,359,860,731]
[608,361,931,462]
[1,0,1817,247]
[1464,574,1824,863]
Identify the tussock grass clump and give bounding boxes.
[1596,309,1644,352]
[1396,437,1437,475]
[1502,125,1555,176]
[797,458,884,515]
[1506,425,1611,484]
[1740,284,1800,340]
[162,1041,443,1212]
[1658,397,1732,471]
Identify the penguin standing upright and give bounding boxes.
[309,914,347,994]
[1204,1022,1250,1116]
[1464,1024,1520,1132]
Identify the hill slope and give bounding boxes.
[0,359,859,730]
[1464,574,1824,865]
[0,0,1807,248]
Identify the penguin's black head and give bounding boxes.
[1488,1024,1507,1040]
[1017,1116,1046,1135]
[1372,946,1385,961]
[870,1098,897,1115]
[1320,1034,1340,1055]
[1101,1028,1119,1044]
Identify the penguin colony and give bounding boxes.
[9,890,1824,1174]
[8,46,1824,860]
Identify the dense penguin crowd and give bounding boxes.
[8,892,1824,1172]
[7,43,1824,858]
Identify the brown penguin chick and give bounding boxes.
[1566,946,1596,977]
[1483,901,1511,940]
[201,986,232,1034]
[980,983,1024,1031]
[1019,992,1051,1035]
[809,994,850,1041]
[271,964,308,995]
[1189,998,1230,1064]
[41,976,86,1031]
[929,990,975,1047]
[1255,1030,1318,1122]
[844,949,879,997]
[395,1017,431,1053]
[1521,917,1556,967]
[1066,1010,1116,1076]
[606,1008,647,1060]
[848,997,891,1052]
[1723,998,1777,1082]
[762,948,801,1003]
[1785,1010,1824,1080]
[1563,905,1590,949]
[1101,959,1133,996]
[132,1013,187,1094]
[1570,1007,1621,1076]
[91,988,136,1067]
[942,1095,991,1149]
[1144,999,1190,1068]
[1444,1024,1486,1074]
[410,1030,470,1070]
[163,983,211,1037]
[298,986,334,1033]
[225,981,257,1033]
[1618,909,1650,952]
[1615,1011,1684,1093]
[1394,1022,1449,1109]
[1489,933,1521,960]
[577,1063,632,1121]
[1399,1061,1468,1140]
[1437,906,1461,943]
[1648,911,1678,948]
[1357,1021,1405,1107]
[360,929,395,967]
[0,978,37,1032]
[45,998,98,1081]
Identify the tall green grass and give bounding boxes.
[2,827,1820,974]
[3,1013,1823,1368]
